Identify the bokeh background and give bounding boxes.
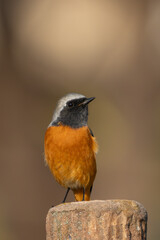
[0,0,160,239]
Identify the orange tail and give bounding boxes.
[73,188,91,201]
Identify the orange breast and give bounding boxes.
[44,125,98,189]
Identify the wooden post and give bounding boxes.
[46,200,147,240]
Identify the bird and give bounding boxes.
[44,93,98,202]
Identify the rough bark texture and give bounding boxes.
[46,200,147,240]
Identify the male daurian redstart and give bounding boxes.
[44,93,98,202]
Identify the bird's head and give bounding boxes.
[50,93,95,128]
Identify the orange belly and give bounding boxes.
[44,125,98,191]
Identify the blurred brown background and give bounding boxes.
[0,0,160,239]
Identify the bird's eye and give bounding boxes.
[68,102,73,107]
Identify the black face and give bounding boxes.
[52,97,94,128]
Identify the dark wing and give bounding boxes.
[89,128,94,137]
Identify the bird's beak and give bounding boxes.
[83,97,95,106]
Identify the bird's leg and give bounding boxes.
[90,185,93,194]
[82,187,85,201]
[62,188,70,203]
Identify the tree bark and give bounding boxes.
[46,200,147,240]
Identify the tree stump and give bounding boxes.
[46,200,147,240]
